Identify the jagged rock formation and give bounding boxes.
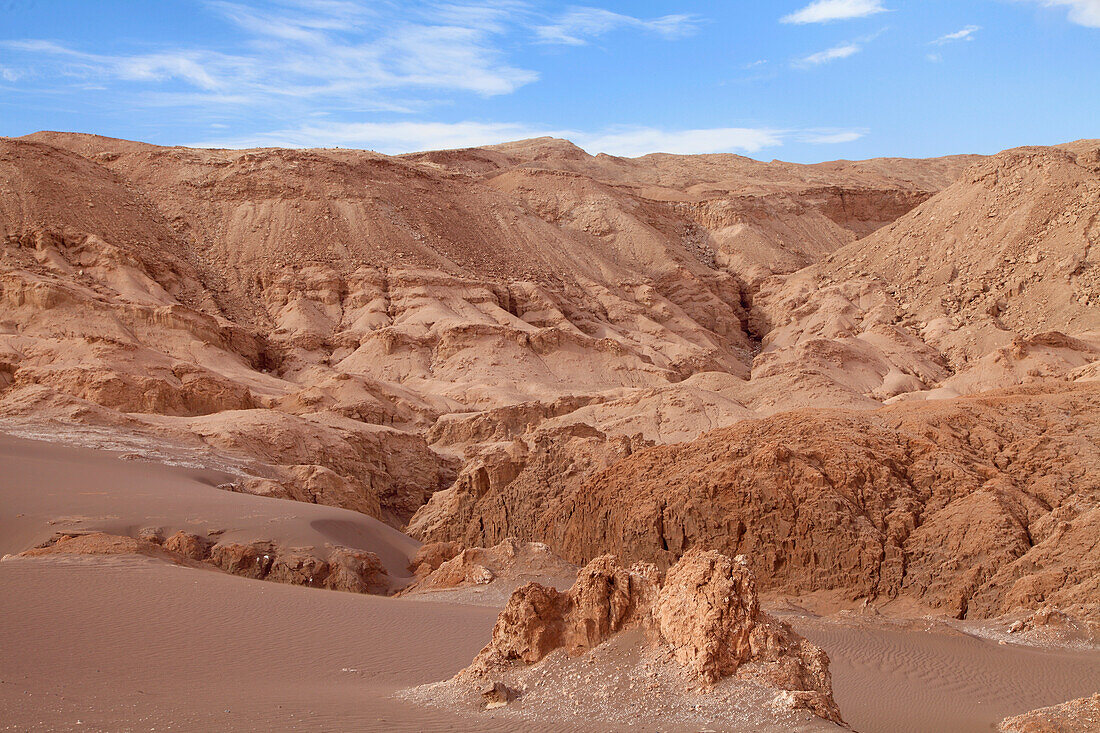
[467,555,659,665]
[999,694,1100,733]
[459,550,842,723]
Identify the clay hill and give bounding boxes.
[1,132,1099,730]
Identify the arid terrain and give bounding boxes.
[1,131,1098,732]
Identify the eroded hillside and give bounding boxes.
[2,132,1098,622]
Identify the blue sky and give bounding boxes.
[0,0,1097,161]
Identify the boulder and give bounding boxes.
[481,681,520,709]
[325,546,389,594]
[162,531,211,561]
[650,551,758,682]
[477,582,572,665]
[208,541,275,579]
[266,550,330,587]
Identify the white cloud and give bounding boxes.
[200,120,553,151]
[795,42,862,66]
[2,1,540,111]
[3,2,705,117]
[576,127,784,156]
[1021,0,1100,27]
[932,25,981,44]
[0,67,20,82]
[536,7,698,45]
[190,120,864,156]
[781,0,887,24]
[796,129,866,144]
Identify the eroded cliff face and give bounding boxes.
[412,384,1100,621]
[2,132,1098,611]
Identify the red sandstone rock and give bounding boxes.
[463,550,842,723]
[162,531,211,561]
[325,547,389,594]
[402,538,577,595]
[208,541,275,579]
[266,550,330,587]
[408,541,462,576]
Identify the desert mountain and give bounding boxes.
[1,132,1098,626]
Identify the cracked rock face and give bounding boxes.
[467,554,660,668]
[650,551,761,682]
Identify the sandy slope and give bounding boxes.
[0,558,503,733]
[0,435,418,580]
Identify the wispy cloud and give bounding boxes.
[189,120,864,156]
[781,0,888,24]
[0,1,542,115]
[578,126,783,156]
[795,42,862,66]
[797,129,866,144]
[2,2,704,118]
[535,7,699,45]
[932,25,981,44]
[1017,0,1100,27]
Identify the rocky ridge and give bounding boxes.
[15,530,391,594]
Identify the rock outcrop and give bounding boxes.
[162,530,212,561]
[407,424,652,545]
[16,531,390,595]
[408,541,462,576]
[18,532,200,565]
[462,550,842,723]
[468,555,658,666]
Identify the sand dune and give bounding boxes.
[791,616,1100,733]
